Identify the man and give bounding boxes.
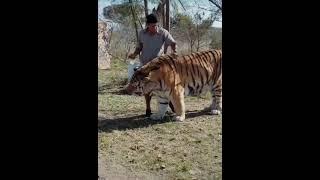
[128,13,177,117]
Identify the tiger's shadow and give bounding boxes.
[98,109,213,133]
[98,85,127,95]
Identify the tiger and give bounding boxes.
[125,49,222,122]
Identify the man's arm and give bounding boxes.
[170,42,176,53]
[164,31,177,54]
[133,43,143,55]
[128,31,143,59]
[128,43,143,59]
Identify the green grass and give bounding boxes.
[98,58,222,180]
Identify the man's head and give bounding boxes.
[146,14,158,34]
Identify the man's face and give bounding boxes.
[147,23,157,34]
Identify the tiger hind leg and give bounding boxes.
[210,80,222,115]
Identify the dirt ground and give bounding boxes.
[98,63,222,180]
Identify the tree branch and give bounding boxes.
[208,0,222,11]
[198,6,214,12]
[177,0,186,11]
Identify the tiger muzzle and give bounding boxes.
[125,84,135,95]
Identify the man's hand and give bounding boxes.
[128,53,137,59]
[171,43,177,55]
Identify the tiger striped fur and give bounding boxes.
[126,49,222,121]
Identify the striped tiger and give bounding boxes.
[126,49,222,121]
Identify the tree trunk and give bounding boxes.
[196,24,200,51]
[165,0,170,31]
[143,0,148,18]
[162,0,165,28]
[152,1,166,28]
[98,21,111,70]
[129,0,139,43]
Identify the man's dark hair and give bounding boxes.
[146,14,158,24]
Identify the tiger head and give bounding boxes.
[125,69,160,96]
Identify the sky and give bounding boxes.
[98,0,222,28]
